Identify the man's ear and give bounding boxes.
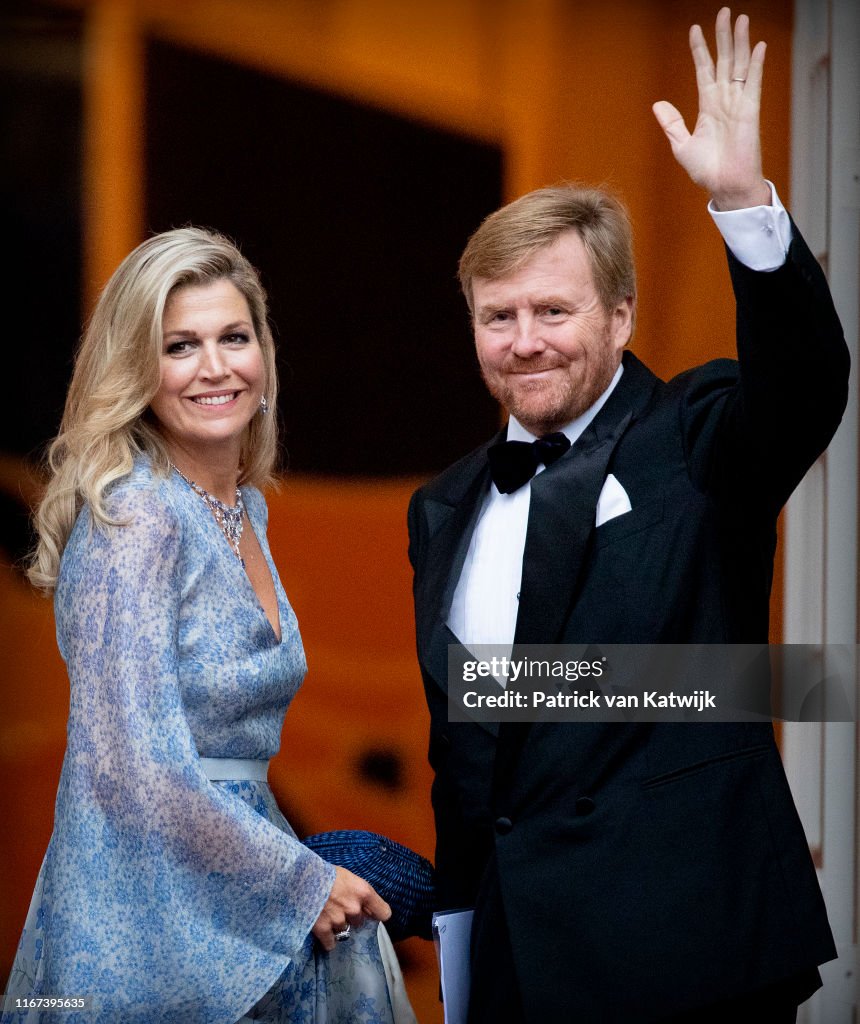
[611,295,635,350]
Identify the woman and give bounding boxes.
[2,228,417,1023]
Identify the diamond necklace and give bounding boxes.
[173,466,245,567]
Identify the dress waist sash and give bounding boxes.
[199,757,270,782]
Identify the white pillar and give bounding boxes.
[785,1,860,1020]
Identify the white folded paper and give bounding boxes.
[432,908,474,1024]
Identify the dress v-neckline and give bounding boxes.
[177,474,283,644]
[235,503,283,644]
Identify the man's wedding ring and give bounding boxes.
[334,924,351,942]
[732,76,746,82]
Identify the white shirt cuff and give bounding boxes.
[708,180,792,271]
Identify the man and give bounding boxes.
[408,8,848,1023]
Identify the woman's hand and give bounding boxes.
[311,865,392,951]
[652,7,771,210]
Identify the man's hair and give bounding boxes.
[458,183,636,320]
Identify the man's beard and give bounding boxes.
[480,342,620,436]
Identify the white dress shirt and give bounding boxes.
[446,184,792,648]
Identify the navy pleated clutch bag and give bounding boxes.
[304,829,435,941]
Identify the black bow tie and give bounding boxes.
[487,432,571,494]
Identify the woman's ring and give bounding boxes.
[334,924,351,942]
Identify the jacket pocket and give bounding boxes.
[594,495,664,548]
[642,742,771,790]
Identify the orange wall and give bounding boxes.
[76,0,793,346]
[3,1,793,1017]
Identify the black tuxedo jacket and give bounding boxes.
[408,226,849,1022]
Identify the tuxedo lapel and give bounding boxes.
[494,355,659,798]
[514,412,631,644]
[415,442,496,697]
[513,351,656,646]
[494,413,631,801]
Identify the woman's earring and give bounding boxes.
[260,396,269,415]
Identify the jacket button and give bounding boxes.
[575,797,596,816]
[495,816,513,835]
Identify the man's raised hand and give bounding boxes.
[652,7,771,210]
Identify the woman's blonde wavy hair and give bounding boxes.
[28,226,279,593]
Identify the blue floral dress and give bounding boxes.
[2,458,414,1024]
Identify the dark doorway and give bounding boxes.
[0,3,83,462]
[145,39,503,476]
